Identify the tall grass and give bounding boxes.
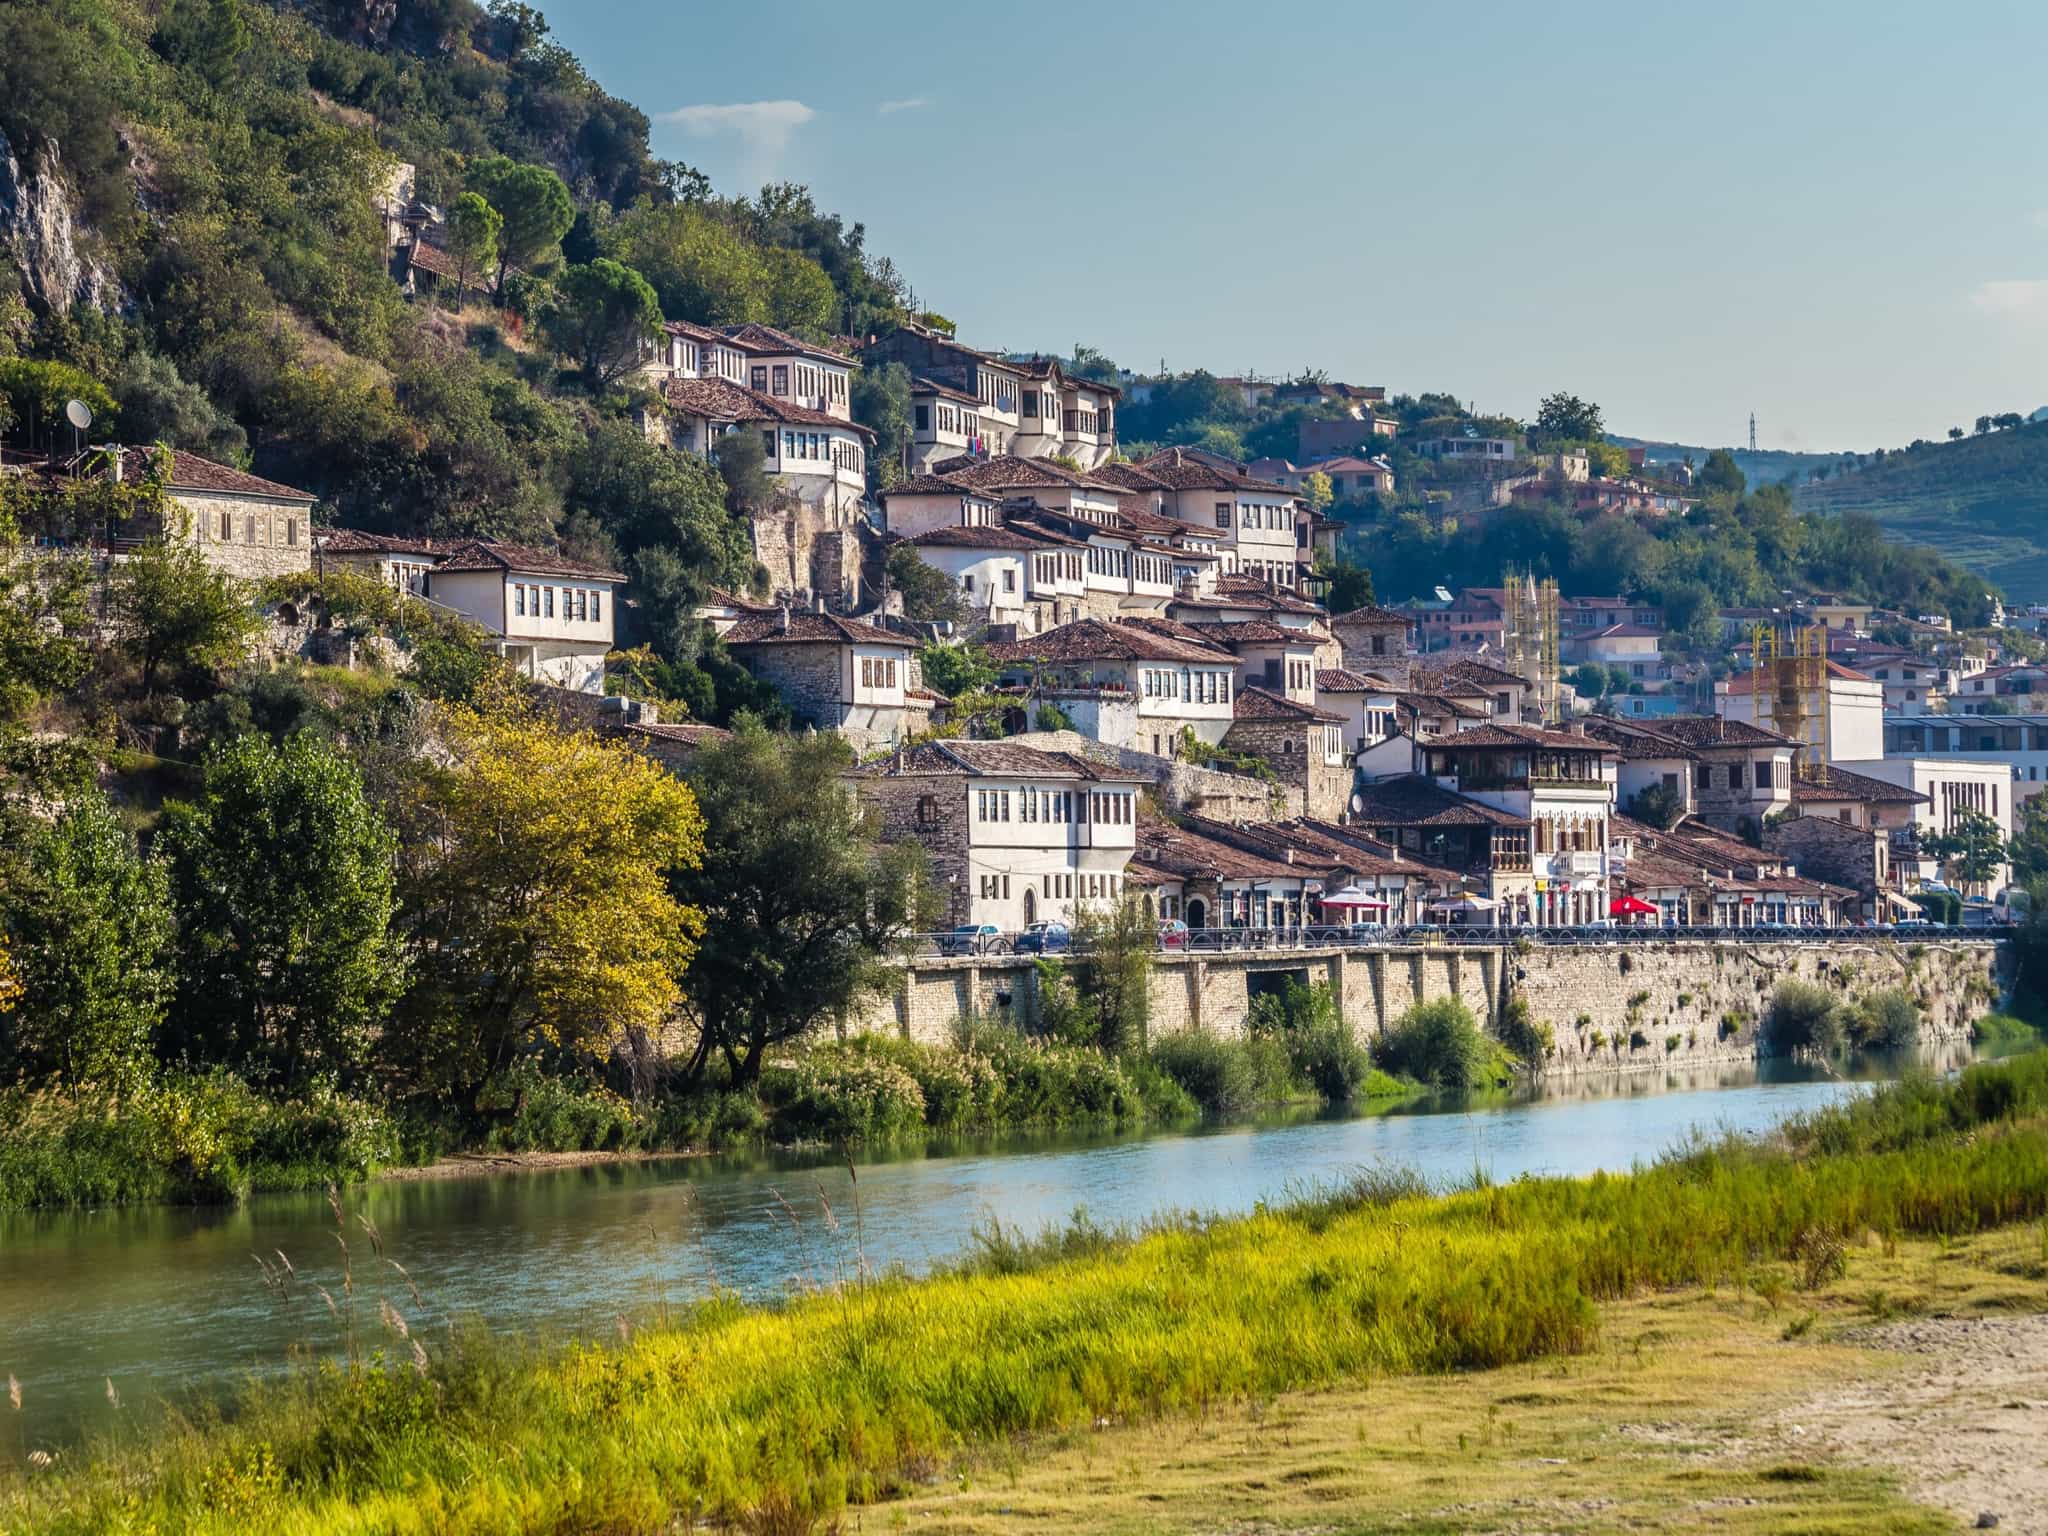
[7,1050,2045,1533]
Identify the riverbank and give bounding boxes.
[4,1050,2043,1532]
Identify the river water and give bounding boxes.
[0,1050,1966,1450]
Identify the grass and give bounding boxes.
[3,1052,2045,1531]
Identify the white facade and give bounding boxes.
[1717,671,1885,764]
[1838,756,2014,894]
[1885,713,2048,803]
[429,564,617,695]
[963,777,1140,928]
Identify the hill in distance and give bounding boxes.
[1795,422,2048,601]
[1611,435,1848,490]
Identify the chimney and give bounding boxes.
[813,591,825,613]
[777,603,790,635]
[105,447,123,484]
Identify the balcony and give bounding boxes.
[1547,851,1605,879]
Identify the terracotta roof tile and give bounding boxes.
[116,447,314,502]
[1789,765,1930,806]
[986,617,1232,666]
[1349,776,1525,828]
[725,610,916,648]
[427,540,624,581]
[720,322,853,361]
[851,740,1142,781]
[663,376,875,437]
[1232,686,1343,724]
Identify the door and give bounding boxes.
[1023,887,1037,925]
[1186,897,1208,929]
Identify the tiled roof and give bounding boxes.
[403,238,461,280]
[1231,686,1343,724]
[1136,448,1293,495]
[1315,667,1389,693]
[1722,659,1876,693]
[1426,722,1614,753]
[1133,820,1307,883]
[908,374,979,404]
[663,376,875,437]
[661,319,726,344]
[724,611,916,648]
[720,322,853,361]
[1188,618,1327,648]
[1584,720,1699,762]
[318,528,447,556]
[1330,603,1412,627]
[1411,658,1525,691]
[930,453,1116,494]
[1395,692,1490,720]
[625,721,731,748]
[1584,623,1663,640]
[1350,775,1525,829]
[1789,765,1930,806]
[430,540,625,581]
[900,524,1055,552]
[852,740,1142,781]
[1088,461,1175,493]
[113,447,314,502]
[1646,715,1797,749]
[986,617,1231,666]
[880,472,994,500]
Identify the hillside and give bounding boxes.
[1611,435,1847,489]
[1795,422,2048,600]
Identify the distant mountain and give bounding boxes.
[1794,423,2048,601]
[1610,436,1849,490]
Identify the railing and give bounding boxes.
[892,922,1997,960]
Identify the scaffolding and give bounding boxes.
[1501,569,1561,723]
[1750,622,1827,779]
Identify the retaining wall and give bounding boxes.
[852,938,2007,1075]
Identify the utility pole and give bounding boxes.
[1749,413,1757,453]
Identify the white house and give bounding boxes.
[659,376,873,516]
[424,541,623,694]
[852,740,1143,930]
[986,617,1240,758]
[1011,357,1119,468]
[1885,713,2048,803]
[722,608,932,752]
[1838,755,2015,895]
[893,524,1050,630]
[1137,449,1303,588]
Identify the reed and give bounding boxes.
[4,1052,2046,1534]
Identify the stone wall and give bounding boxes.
[1005,729,1302,821]
[1765,814,1883,897]
[1512,937,2002,1072]
[850,938,2006,1076]
[1222,718,1349,820]
[731,641,844,730]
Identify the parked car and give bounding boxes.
[1156,919,1190,950]
[939,923,1009,956]
[1014,920,1072,955]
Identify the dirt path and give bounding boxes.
[1774,1314,2048,1534]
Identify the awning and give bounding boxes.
[1428,893,1499,913]
[1610,894,1659,916]
[1878,889,1920,912]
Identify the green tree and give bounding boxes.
[1322,560,1376,614]
[543,259,662,389]
[0,790,174,1087]
[851,359,912,488]
[1699,449,1746,497]
[2009,791,2048,888]
[1532,391,1604,447]
[676,721,936,1085]
[446,192,503,309]
[1585,441,1630,478]
[1921,808,2007,895]
[1300,470,1334,513]
[1071,897,1155,1055]
[108,537,260,693]
[0,359,114,452]
[112,352,248,464]
[1628,780,1684,830]
[161,735,409,1088]
[887,543,965,623]
[151,0,247,85]
[918,641,996,697]
[1572,662,1609,698]
[467,157,575,292]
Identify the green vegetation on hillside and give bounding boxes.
[3,1048,2043,1532]
[1798,419,2048,597]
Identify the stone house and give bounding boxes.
[1222,686,1351,821]
[1764,813,1893,916]
[1129,818,1313,933]
[1329,602,1414,680]
[850,740,1144,929]
[317,528,447,595]
[1587,715,1795,835]
[722,608,931,752]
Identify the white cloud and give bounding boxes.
[877,96,931,115]
[1969,279,2048,317]
[656,99,816,162]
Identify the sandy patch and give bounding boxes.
[378,1148,704,1182]
[1775,1315,2048,1533]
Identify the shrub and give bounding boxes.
[1372,999,1507,1093]
[1719,1013,1743,1040]
[1843,988,1921,1052]
[1765,980,1843,1055]
[475,1065,644,1152]
[1245,981,1376,1106]
[1665,1033,1682,1053]
[759,1041,928,1142]
[1149,1032,1294,1115]
[1973,1014,2039,1049]
[1496,995,1554,1065]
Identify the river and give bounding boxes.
[0,1050,1967,1450]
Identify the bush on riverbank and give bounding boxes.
[1973,1013,2040,1049]
[1840,987,1920,1052]
[0,1072,402,1207]
[1763,979,1843,1055]
[8,1050,2045,1532]
[1371,998,1513,1092]
[1147,982,1409,1115]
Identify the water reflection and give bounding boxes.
[0,1043,1985,1451]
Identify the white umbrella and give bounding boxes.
[1321,885,1388,910]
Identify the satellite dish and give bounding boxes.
[64,399,93,431]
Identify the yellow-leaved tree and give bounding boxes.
[393,701,706,1093]
[0,934,21,1017]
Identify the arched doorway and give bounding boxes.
[1142,894,1155,920]
[1023,887,1037,925]
[1186,897,1209,929]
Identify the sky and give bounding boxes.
[537,0,2048,452]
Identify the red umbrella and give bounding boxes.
[1610,894,1658,917]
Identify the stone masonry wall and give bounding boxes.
[1005,729,1303,822]
[848,939,2006,1077]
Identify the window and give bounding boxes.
[1023,390,1040,418]
[515,585,526,617]
[1695,763,1710,790]
[1002,568,1016,593]
[1214,501,1231,528]
[218,511,232,540]
[784,431,797,460]
[763,431,777,460]
[751,366,768,391]
[574,589,587,622]
[544,587,555,619]
[1755,758,1773,788]
[285,518,298,547]
[885,658,897,688]
[962,573,976,592]
[591,591,602,624]
[917,795,939,827]
[245,514,258,544]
